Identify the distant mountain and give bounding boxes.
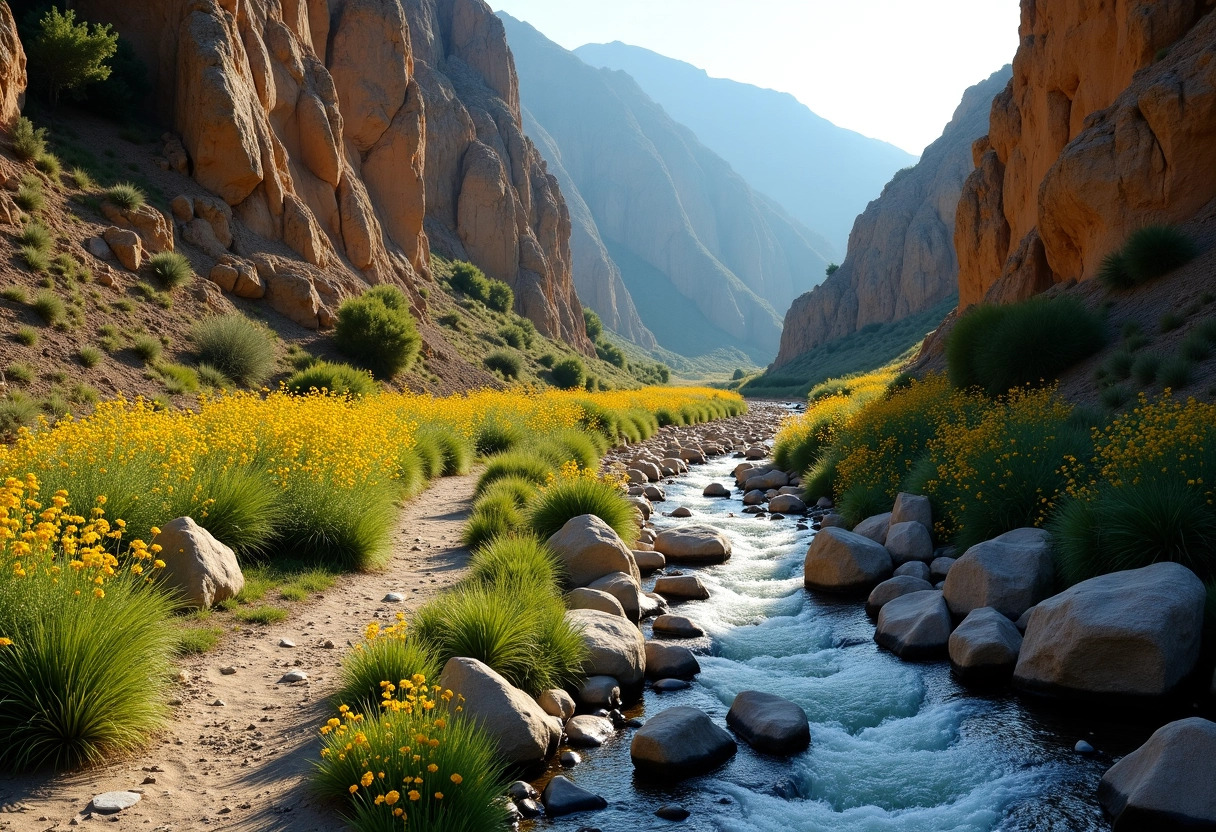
[500,14,835,362]
[575,42,918,256]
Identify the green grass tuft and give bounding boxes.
[77,346,102,369]
[526,475,638,545]
[285,361,378,397]
[105,182,146,211]
[1098,225,1200,290]
[190,314,276,388]
[146,252,193,290]
[30,289,64,324]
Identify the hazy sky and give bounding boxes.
[490,0,1020,155]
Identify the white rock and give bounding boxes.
[91,792,141,814]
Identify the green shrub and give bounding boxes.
[438,310,462,329]
[395,447,426,498]
[947,296,1106,395]
[526,475,638,546]
[836,481,893,528]
[192,463,284,555]
[33,153,61,178]
[14,326,38,346]
[550,357,585,390]
[195,363,232,391]
[475,452,553,496]
[30,289,64,324]
[147,252,192,290]
[483,349,521,380]
[1100,385,1131,410]
[467,534,562,588]
[485,280,513,313]
[1159,356,1193,390]
[583,308,603,341]
[173,626,224,656]
[14,222,52,252]
[276,476,397,570]
[4,362,34,384]
[1181,330,1213,362]
[334,631,439,714]
[595,341,627,368]
[414,426,474,477]
[189,314,275,388]
[475,476,536,513]
[130,334,161,363]
[286,361,378,397]
[14,176,44,213]
[334,285,421,379]
[537,353,556,369]
[535,429,600,471]
[26,6,119,105]
[155,362,199,395]
[1159,311,1184,333]
[104,182,145,211]
[0,392,39,437]
[449,261,490,299]
[17,245,49,273]
[1104,350,1134,381]
[412,433,445,481]
[462,494,524,550]
[77,346,102,368]
[1,286,27,304]
[1098,225,1200,290]
[473,417,522,456]
[9,117,47,161]
[68,167,95,190]
[1131,352,1161,385]
[497,323,532,350]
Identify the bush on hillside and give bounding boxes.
[595,340,627,368]
[9,117,47,161]
[105,182,145,210]
[147,252,192,290]
[334,285,421,379]
[485,280,513,313]
[947,296,1106,396]
[189,314,275,388]
[448,261,513,312]
[483,349,521,380]
[1098,225,1200,290]
[25,6,119,105]
[583,307,603,341]
[285,361,378,397]
[550,357,585,390]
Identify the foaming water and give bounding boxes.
[531,457,1124,832]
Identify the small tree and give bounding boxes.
[550,357,585,390]
[28,7,119,106]
[583,308,603,341]
[825,263,840,277]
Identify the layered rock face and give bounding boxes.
[0,2,25,128]
[773,67,1009,369]
[955,1,1215,307]
[502,13,833,361]
[76,0,591,350]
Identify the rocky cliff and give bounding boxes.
[773,66,1011,369]
[72,0,592,351]
[501,13,833,362]
[955,0,1216,308]
[0,3,24,128]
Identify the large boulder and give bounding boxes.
[866,575,934,618]
[874,590,952,660]
[768,494,807,514]
[548,515,640,587]
[654,526,732,564]
[890,492,932,528]
[804,527,893,593]
[587,572,643,622]
[541,776,607,817]
[884,521,934,565]
[653,574,710,601]
[644,642,700,680]
[633,550,666,573]
[703,482,730,498]
[565,609,646,687]
[943,528,1055,620]
[726,691,811,755]
[1013,563,1207,699]
[630,707,737,778]
[155,517,244,608]
[103,226,143,271]
[566,587,626,618]
[853,512,891,544]
[440,658,560,768]
[948,607,1023,684]
[1097,718,1216,831]
[744,470,788,491]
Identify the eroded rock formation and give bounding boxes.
[0,3,25,128]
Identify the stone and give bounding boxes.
[1014,562,1206,699]
[654,526,731,564]
[874,590,952,660]
[549,515,640,588]
[742,490,767,506]
[804,527,893,593]
[627,469,648,485]
[220,665,237,675]
[440,657,560,767]
[231,262,264,299]
[639,591,667,620]
[170,195,193,222]
[382,592,404,603]
[948,607,1023,683]
[565,714,615,747]
[653,575,710,601]
[656,805,691,821]
[627,496,652,520]
[653,678,690,692]
[929,557,956,583]
[894,561,932,582]
[644,642,700,680]
[635,462,662,482]
[539,688,575,720]
[890,492,932,528]
[279,670,308,683]
[679,448,706,464]
[91,792,141,814]
[884,521,934,565]
[745,447,767,460]
[102,202,174,254]
[652,614,704,639]
[631,706,737,778]
[103,226,142,271]
[508,781,538,802]
[561,750,581,767]
[703,482,730,498]
[944,528,1055,621]
[644,485,666,502]
[768,494,806,514]
[1097,717,1216,831]
[278,638,294,648]
[1075,740,1095,754]
[725,690,811,755]
[865,575,934,618]
[633,550,666,573]
[155,517,244,609]
[819,513,846,528]
[670,506,692,518]
[566,609,646,688]
[577,676,622,709]
[567,587,626,618]
[744,470,788,491]
[541,776,607,817]
[85,236,112,260]
[815,497,834,509]
[208,263,238,292]
[587,572,643,622]
[853,512,892,544]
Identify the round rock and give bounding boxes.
[565,714,616,748]
[652,614,705,639]
[541,776,607,817]
[804,527,893,593]
[644,642,701,680]
[874,590,951,660]
[865,575,933,618]
[631,706,737,778]
[654,526,732,565]
[725,690,810,754]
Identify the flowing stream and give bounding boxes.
[531,451,1152,832]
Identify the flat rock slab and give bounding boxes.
[631,706,737,778]
[874,590,951,660]
[653,574,710,601]
[652,614,705,638]
[541,775,607,817]
[726,690,810,755]
[92,792,141,814]
[654,526,732,564]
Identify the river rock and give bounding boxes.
[703,482,731,498]
[644,642,701,680]
[565,714,616,747]
[679,448,706,464]
[155,516,245,609]
[652,614,705,639]
[874,590,951,660]
[639,591,668,619]
[633,550,666,573]
[943,527,1054,620]
[890,492,932,528]
[1014,562,1206,699]
[1097,717,1216,830]
[656,805,691,821]
[577,676,622,709]
[567,587,626,618]
[627,468,648,485]
[548,515,640,587]
[541,775,607,817]
[769,494,806,514]
[866,575,934,618]
[853,512,891,544]
[627,496,652,520]
[653,678,691,691]
[948,607,1023,683]
[440,657,559,767]
[744,470,789,491]
[653,574,710,601]
[588,572,643,622]
[884,521,934,564]
[670,506,692,518]
[894,561,932,582]
[930,556,956,583]
[819,513,846,528]
[645,485,667,502]
[654,526,732,564]
[538,689,575,720]
[804,527,893,593]
[631,706,737,778]
[743,489,767,505]
[566,609,646,687]
[726,690,811,755]
[745,446,767,460]
[636,462,662,482]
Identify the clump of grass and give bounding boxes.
[77,346,102,369]
[0,392,39,437]
[13,326,38,347]
[146,252,192,290]
[104,182,146,211]
[1181,330,1213,361]
[1131,353,1161,385]
[232,606,288,625]
[285,361,378,397]
[529,429,601,471]
[473,417,522,456]
[1160,311,1185,333]
[154,362,199,395]
[483,349,521,380]
[5,362,34,384]
[18,245,50,273]
[174,626,225,655]
[462,493,524,550]
[1159,356,1193,390]
[14,221,52,252]
[475,451,553,496]
[466,534,563,588]
[334,628,439,713]
[195,364,232,391]
[415,426,474,477]
[1,286,28,304]
[526,475,639,545]
[30,289,64,324]
[134,281,172,308]
[497,322,534,350]
[131,334,162,363]
[33,153,61,178]
[333,285,421,380]
[1100,385,1131,410]
[275,476,397,571]
[189,314,276,388]
[9,117,47,161]
[68,167,95,190]
[437,310,462,329]
[14,175,45,213]
[1098,225,1200,290]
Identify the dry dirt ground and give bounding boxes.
[0,471,479,832]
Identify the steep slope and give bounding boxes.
[500,13,833,362]
[773,66,1011,369]
[575,41,916,256]
[69,0,592,352]
[954,0,1216,309]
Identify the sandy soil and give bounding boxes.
[0,471,479,832]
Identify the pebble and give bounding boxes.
[278,670,308,683]
[517,798,543,818]
[1074,740,1095,754]
[321,639,335,649]
[656,804,691,821]
[652,678,691,692]
[220,666,236,675]
[383,592,404,603]
[508,781,538,802]
[210,699,225,707]
[278,638,295,648]
[141,777,156,785]
[167,698,182,706]
[560,750,581,767]
[91,792,141,814]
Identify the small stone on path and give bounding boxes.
[278,638,295,648]
[211,699,225,707]
[278,670,308,683]
[383,592,404,603]
[220,666,236,675]
[91,792,141,814]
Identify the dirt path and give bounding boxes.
[0,471,479,832]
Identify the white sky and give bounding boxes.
[490,0,1020,155]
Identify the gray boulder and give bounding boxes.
[853,512,891,544]
[631,706,737,778]
[633,550,666,573]
[654,526,732,564]
[943,527,1054,620]
[1014,562,1206,699]
[744,469,788,491]
[565,714,616,747]
[929,556,956,583]
[819,513,846,529]
[884,521,934,564]
[577,676,621,709]
[703,482,731,498]
[1097,717,1216,830]
[742,490,767,505]
[891,492,932,528]
[440,658,559,767]
[866,575,934,618]
[804,527,893,593]
[155,517,244,609]
[769,494,807,514]
[894,561,932,582]
[644,642,701,680]
[567,587,626,618]
[566,609,646,687]
[548,515,640,587]
[644,485,666,501]
[874,591,951,660]
[653,574,710,601]
[670,506,692,518]
[726,691,810,755]
[588,572,643,622]
[538,689,575,720]
[541,776,607,817]
[639,591,668,619]
[948,607,1023,683]
[652,614,705,639]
